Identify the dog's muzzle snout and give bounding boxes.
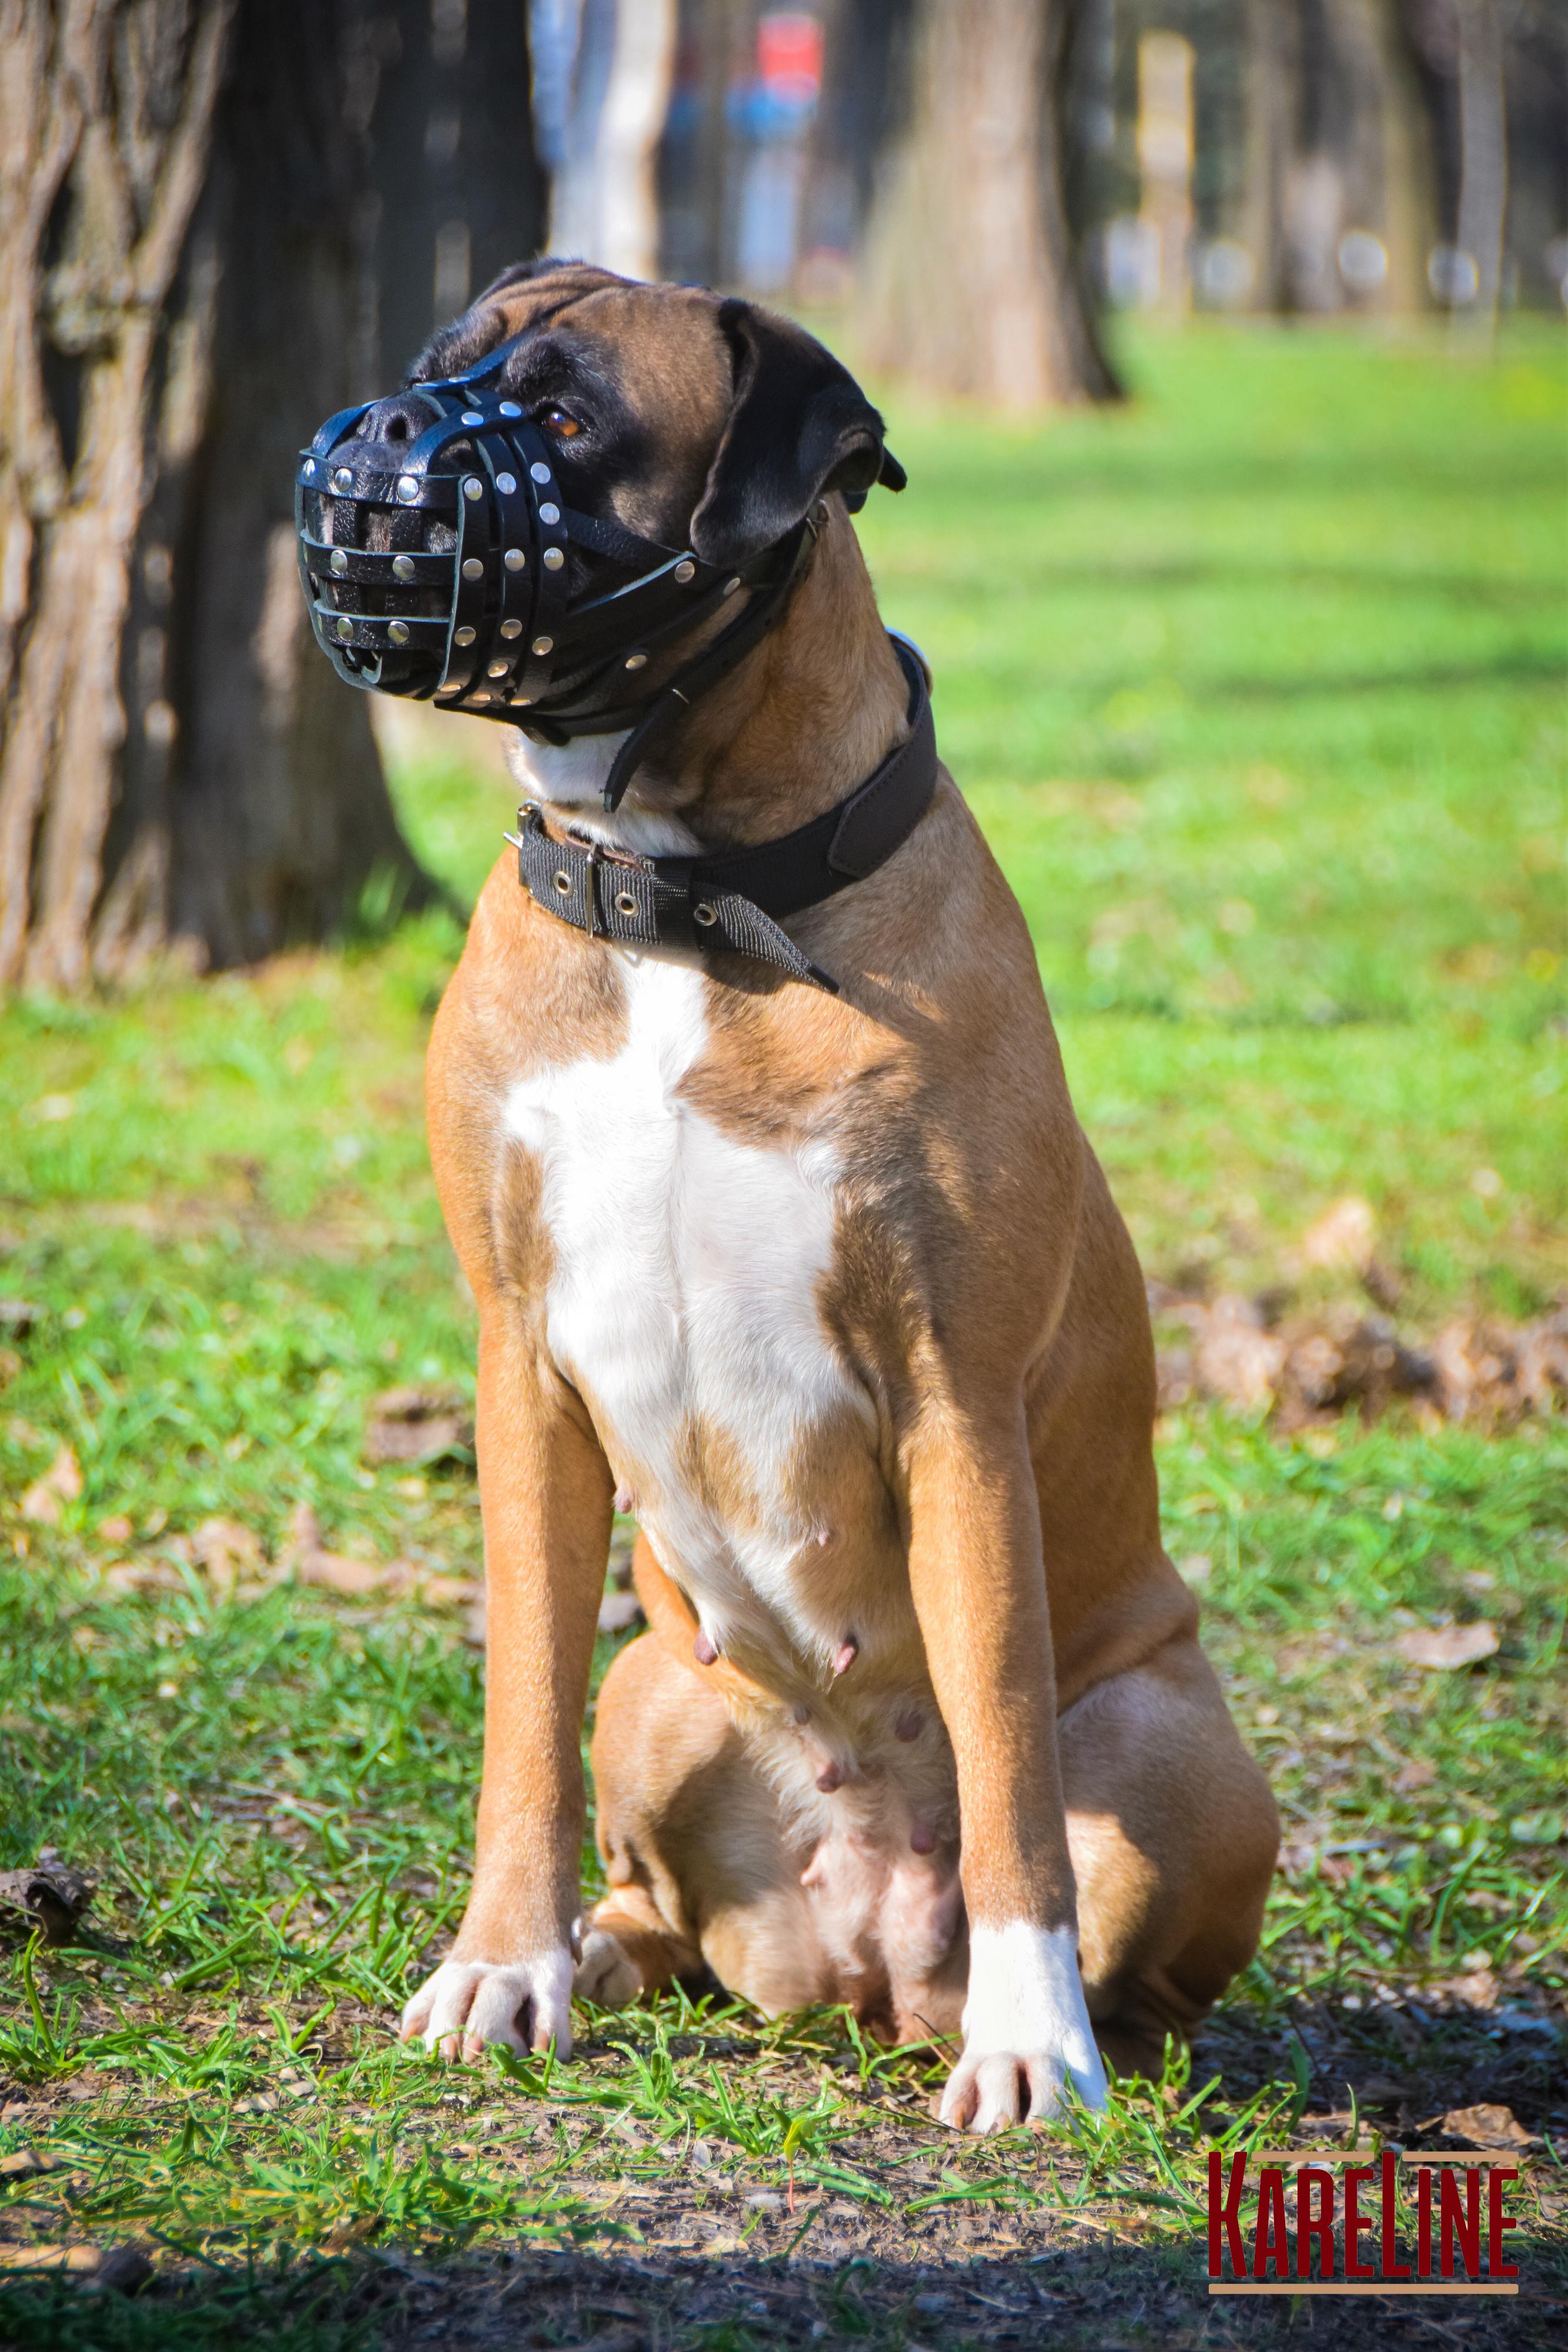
[295,330,808,807]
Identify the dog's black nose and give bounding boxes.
[352,393,432,451]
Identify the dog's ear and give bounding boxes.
[690,299,904,569]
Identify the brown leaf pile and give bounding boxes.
[278,1505,476,1606]
[362,1384,474,1466]
[95,1510,478,1611]
[1154,1292,1568,1429]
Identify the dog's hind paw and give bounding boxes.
[399,1949,575,2064]
[574,1927,640,2009]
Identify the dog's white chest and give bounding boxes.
[503,953,860,1650]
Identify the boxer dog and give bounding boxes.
[394,263,1279,2131]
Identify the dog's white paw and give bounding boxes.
[574,1927,640,2009]
[399,1947,576,2063]
[939,1922,1107,2133]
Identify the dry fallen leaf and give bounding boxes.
[19,1442,82,1525]
[362,1384,473,1467]
[282,1504,428,1598]
[1395,1621,1499,1671]
[101,1561,187,1596]
[1393,1756,1438,1792]
[1192,1297,1287,1412]
[0,2241,152,2290]
[0,1847,94,1945]
[96,1514,133,1543]
[1299,1195,1376,1274]
[189,1515,265,1596]
[1449,1968,1500,2012]
[0,2245,102,2274]
[420,1572,480,1608]
[1440,2103,1536,2149]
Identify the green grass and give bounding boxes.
[1,322,1565,2346]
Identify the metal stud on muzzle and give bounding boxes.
[296,332,811,811]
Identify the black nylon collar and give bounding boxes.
[510,635,936,994]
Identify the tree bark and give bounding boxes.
[1242,0,1436,316]
[1241,0,1296,311]
[376,0,545,381]
[1320,0,1436,312]
[0,0,546,993]
[1362,0,1437,313]
[96,0,417,980]
[860,0,1119,409]
[1453,0,1507,336]
[0,0,233,988]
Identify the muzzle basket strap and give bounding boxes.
[598,518,817,811]
[507,422,570,710]
[440,465,493,701]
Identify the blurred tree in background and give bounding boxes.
[0,0,542,990]
[0,0,1561,991]
[858,0,1121,405]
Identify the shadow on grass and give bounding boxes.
[4,2229,1565,2352]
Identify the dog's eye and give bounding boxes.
[541,407,583,441]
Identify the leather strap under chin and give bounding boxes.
[511,635,937,994]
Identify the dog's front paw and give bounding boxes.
[399,1947,576,2063]
[939,1922,1108,2133]
[573,1927,640,2009]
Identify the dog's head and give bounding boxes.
[404,259,905,572]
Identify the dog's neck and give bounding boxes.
[506,504,910,859]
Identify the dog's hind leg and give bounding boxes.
[586,1621,831,2017]
[1059,1634,1279,2083]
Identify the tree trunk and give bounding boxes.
[1453,0,1507,337]
[0,0,233,989]
[539,0,676,282]
[860,0,1119,408]
[1362,0,1436,313]
[1241,0,1300,311]
[1243,0,1437,318]
[376,0,545,380]
[1320,0,1436,313]
[0,0,545,993]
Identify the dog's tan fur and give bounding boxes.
[399,267,1278,2129]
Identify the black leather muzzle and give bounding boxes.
[295,330,807,807]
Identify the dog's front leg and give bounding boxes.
[400,1309,612,2062]
[905,1404,1108,2132]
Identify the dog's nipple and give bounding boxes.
[815,1760,844,1793]
[792,1702,813,1727]
[910,1816,936,1855]
[693,1629,719,1666]
[613,1484,634,1515]
[894,1709,922,1743]
[814,1525,834,1549]
[831,1636,859,1677]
